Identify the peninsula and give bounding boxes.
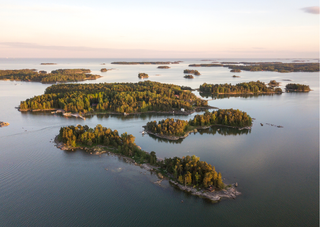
[19,81,209,114]
[144,109,252,140]
[55,124,240,202]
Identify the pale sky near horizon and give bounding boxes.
[0,0,319,58]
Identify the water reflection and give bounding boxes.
[147,126,251,144]
[199,92,282,99]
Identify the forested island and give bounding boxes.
[56,124,240,201]
[230,69,241,73]
[183,69,201,75]
[111,62,180,65]
[199,81,282,94]
[41,63,57,65]
[189,64,223,67]
[285,83,311,92]
[138,73,149,79]
[184,75,194,79]
[19,81,209,114]
[158,66,170,69]
[144,109,252,140]
[224,63,319,73]
[0,69,101,83]
[188,62,319,72]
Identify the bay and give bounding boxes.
[0,58,318,226]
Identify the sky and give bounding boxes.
[0,0,319,58]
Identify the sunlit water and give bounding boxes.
[0,58,318,226]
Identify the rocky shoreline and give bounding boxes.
[54,137,241,203]
[170,181,241,202]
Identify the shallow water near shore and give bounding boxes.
[0,58,318,227]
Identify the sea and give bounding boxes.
[0,58,318,227]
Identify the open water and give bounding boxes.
[0,58,318,226]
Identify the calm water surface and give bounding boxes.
[0,58,318,226]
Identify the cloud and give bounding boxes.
[301,6,320,14]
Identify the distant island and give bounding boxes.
[19,81,209,115]
[0,121,9,127]
[230,69,241,73]
[188,62,319,72]
[111,61,181,65]
[221,62,240,64]
[157,66,170,69]
[138,73,149,79]
[55,124,240,202]
[224,63,319,73]
[199,81,283,94]
[0,69,101,83]
[232,75,240,78]
[184,75,194,79]
[189,64,223,67]
[183,69,201,75]
[144,109,252,140]
[285,83,311,92]
[40,63,57,65]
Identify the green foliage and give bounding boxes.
[184,75,194,79]
[160,155,225,189]
[20,81,208,112]
[138,73,149,79]
[285,83,310,92]
[183,69,201,75]
[0,69,99,83]
[225,63,319,72]
[146,109,252,137]
[200,81,277,94]
[146,118,189,136]
[58,124,151,161]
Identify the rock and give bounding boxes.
[235,182,238,187]
[157,172,164,179]
[0,121,10,127]
[260,123,263,126]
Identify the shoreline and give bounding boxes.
[143,124,252,141]
[54,136,241,203]
[19,106,218,117]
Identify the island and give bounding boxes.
[268,80,280,87]
[199,81,283,94]
[232,75,240,78]
[224,63,319,73]
[40,63,57,65]
[230,69,241,73]
[0,69,101,83]
[189,64,223,67]
[19,81,209,115]
[101,68,108,72]
[138,73,149,79]
[0,121,9,127]
[144,109,252,140]
[183,69,201,75]
[157,66,170,69]
[184,75,194,79]
[221,62,240,64]
[111,62,178,65]
[55,124,240,202]
[285,83,311,92]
